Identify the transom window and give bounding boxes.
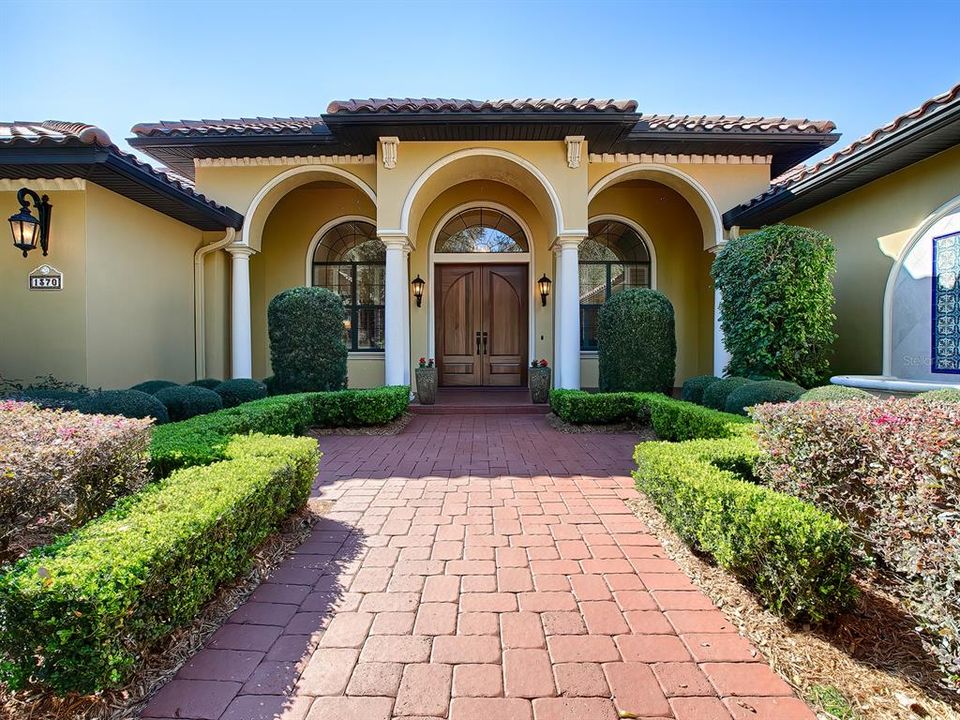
[311,220,385,351]
[436,207,528,253]
[579,219,652,351]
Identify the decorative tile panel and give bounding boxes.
[933,231,960,373]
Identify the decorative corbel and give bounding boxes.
[381,137,400,169]
[565,136,584,169]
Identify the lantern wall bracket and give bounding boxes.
[9,187,53,257]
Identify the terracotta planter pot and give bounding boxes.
[529,366,551,404]
[415,367,438,405]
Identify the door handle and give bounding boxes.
[482,331,488,355]
[476,331,481,355]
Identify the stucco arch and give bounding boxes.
[395,148,567,244]
[241,165,377,252]
[588,164,724,250]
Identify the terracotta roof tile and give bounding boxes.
[734,82,960,212]
[325,97,639,114]
[637,114,835,134]
[131,117,324,138]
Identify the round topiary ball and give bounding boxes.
[154,385,223,421]
[188,378,222,390]
[702,377,752,412]
[598,288,676,393]
[800,385,873,402]
[130,380,179,395]
[77,390,169,423]
[725,379,806,416]
[12,387,83,410]
[268,286,348,393]
[680,375,720,405]
[916,387,960,403]
[214,378,268,408]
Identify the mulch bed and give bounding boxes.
[0,498,333,720]
[546,412,657,439]
[627,495,960,720]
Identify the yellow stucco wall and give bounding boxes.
[785,145,960,374]
[0,187,87,385]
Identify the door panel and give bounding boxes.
[436,264,527,387]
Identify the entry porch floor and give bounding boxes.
[143,414,810,720]
[411,387,548,415]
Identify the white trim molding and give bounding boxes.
[380,137,399,169]
[196,155,374,168]
[588,153,772,165]
[0,178,86,191]
[303,214,378,285]
[565,136,584,169]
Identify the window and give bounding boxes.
[579,219,652,350]
[436,207,528,253]
[311,220,385,351]
[933,231,960,373]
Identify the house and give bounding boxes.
[2,99,844,393]
[726,83,960,392]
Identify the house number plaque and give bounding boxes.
[28,264,64,291]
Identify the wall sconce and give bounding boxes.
[537,274,552,307]
[411,274,426,307]
[9,187,53,258]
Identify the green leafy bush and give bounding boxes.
[680,375,720,404]
[308,386,410,427]
[0,433,319,693]
[598,289,676,393]
[268,287,348,393]
[214,378,268,408]
[917,387,960,403]
[129,380,178,395]
[711,224,837,386]
[549,389,639,424]
[724,379,805,416]
[634,437,855,622]
[154,385,224,422]
[701,376,752,411]
[799,385,873,401]
[752,397,960,684]
[77,390,169,424]
[188,378,221,390]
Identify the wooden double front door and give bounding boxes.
[436,264,528,386]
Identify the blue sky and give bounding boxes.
[1,0,957,169]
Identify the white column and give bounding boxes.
[553,248,563,388]
[713,287,731,376]
[228,244,255,379]
[383,237,408,386]
[401,245,411,385]
[557,237,581,389]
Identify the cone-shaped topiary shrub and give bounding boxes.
[800,385,873,401]
[268,287,348,393]
[702,377,752,411]
[77,390,168,423]
[188,378,221,390]
[724,379,805,416]
[129,380,179,395]
[154,385,224,421]
[598,288,676,393]
[213,379,267,408]
[711,224,837,386]
[680,375,720,404]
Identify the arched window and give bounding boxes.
[579,219,652,350]
[311,220,385,351]
[435,207,528,253]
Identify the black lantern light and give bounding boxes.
[411,274,426,307]
[537,274,552,307]
[9,188,52,258]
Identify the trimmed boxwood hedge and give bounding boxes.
[598,289,676,393]
[680,375,720,404]
[188,378,222,390]
[77,390,169,424]
[917,387,960,403]
[0,433,319,693]
[129,380,178,395]
[150,386,409,476]
[701,376,752,411]
[634,436,855,621]
[724,379,805,416]
[154,385,224,422]
[799,385,873,401]
[214,378,268,408]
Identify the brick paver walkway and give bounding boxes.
[143,414,812,720]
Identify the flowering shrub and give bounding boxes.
[751,397,960,685]
[0,401,151,560]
